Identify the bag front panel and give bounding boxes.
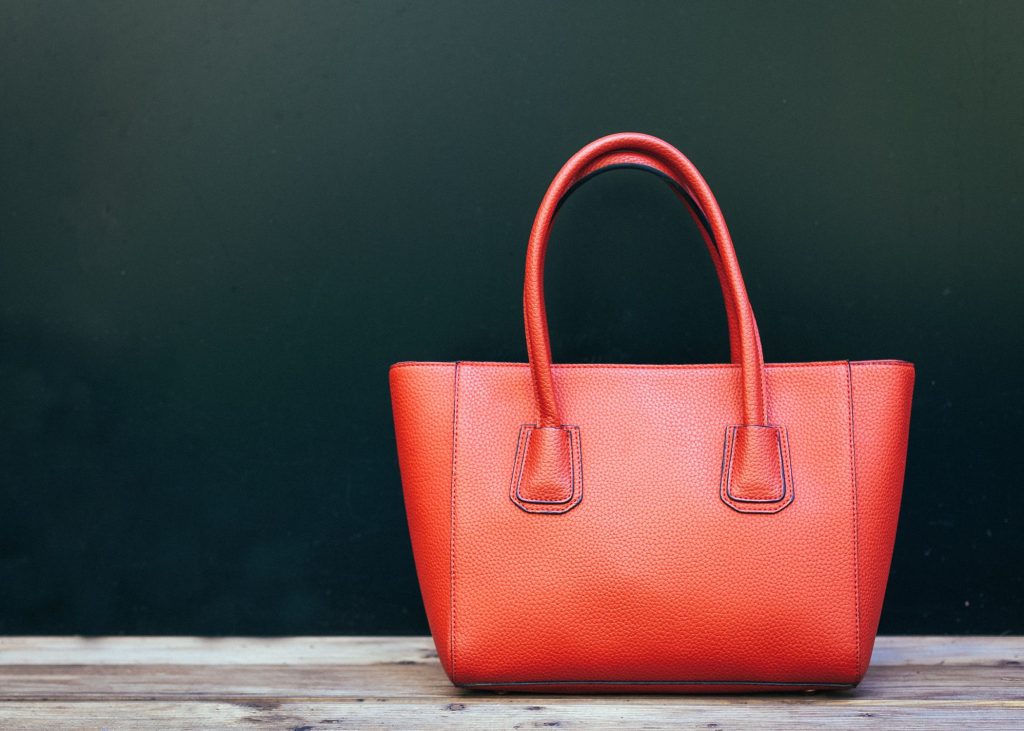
[449,361,862,687]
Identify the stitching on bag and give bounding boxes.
[508,426,531,504]
[514,427,582,514]
[784,426,796,508]
[514,427,575,505]
[511,426,583,514]
[732,427,792,512]
[510,426,568,508]
[389,362,457,371]
[513,427,532,499]
[393,361,840,371]
[720,426,793,513]
[724,425,786,503]
[449,361,460,683]
[846,361,862,679]
[390,360,912,372]
[848,360,915,369]
[727,428,785,501]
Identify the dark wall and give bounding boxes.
[1,1,1021,635]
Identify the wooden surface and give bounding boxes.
[0,636,1020,729]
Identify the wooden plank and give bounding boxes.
[0,636,437,666]
[0,663,1022,701]
[869,635,1024,666]
[0,637,1020,730]
[1,635,1019,666]
[0,699,1022,730]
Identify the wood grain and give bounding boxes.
[0,636,1020,729]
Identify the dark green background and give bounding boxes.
[1,1,1021,635]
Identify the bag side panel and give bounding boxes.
[850,361,915,677]
[389,362,456,678]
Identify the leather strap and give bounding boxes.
[524,133,769,428]
[553,151,767,366]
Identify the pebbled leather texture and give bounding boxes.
[390,133,914,693]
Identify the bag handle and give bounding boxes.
[524,132,768,428]
[553,150,767,367]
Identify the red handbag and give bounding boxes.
[390,133,914,692]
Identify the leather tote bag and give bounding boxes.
[390,133,914,692]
